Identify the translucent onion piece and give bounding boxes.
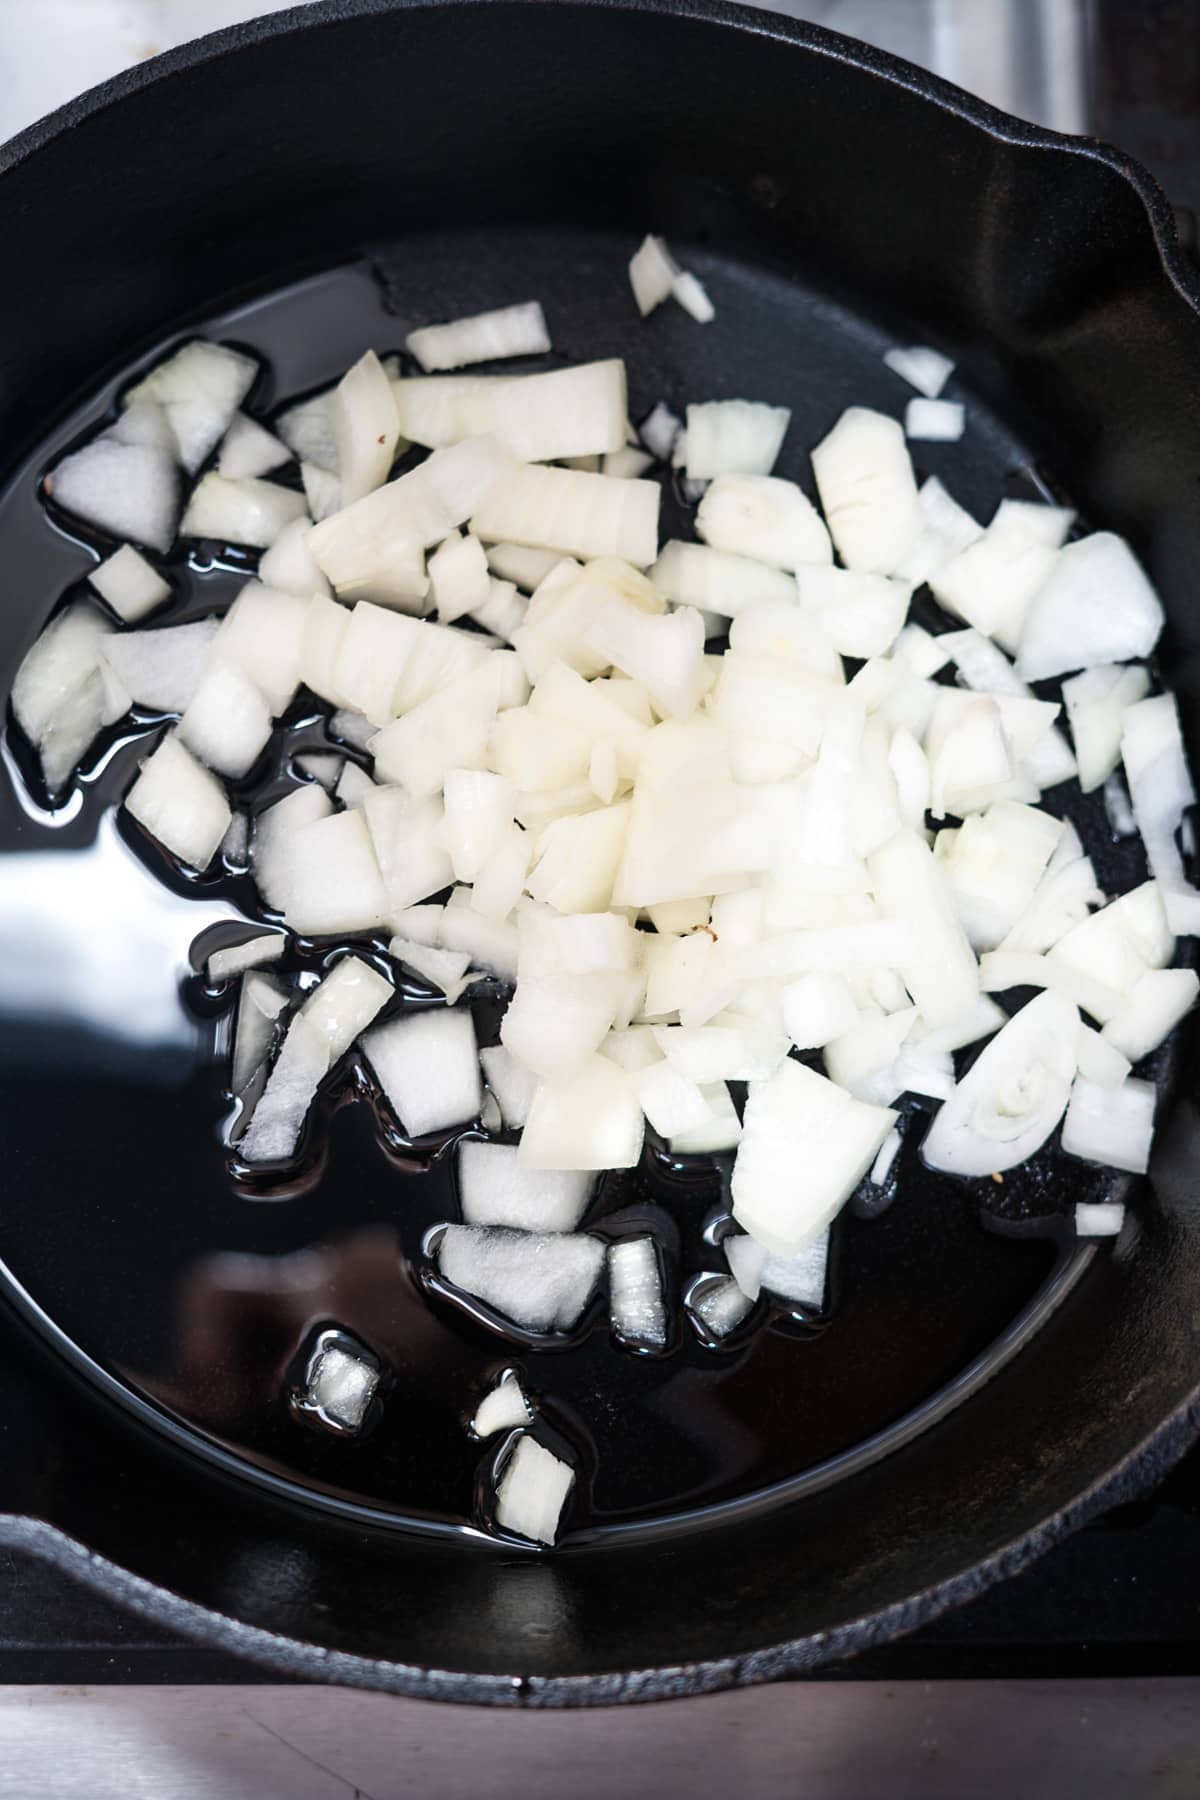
[407,301,551,372]
[922,990,1079,1177]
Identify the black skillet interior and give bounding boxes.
[0,0,1199,1701]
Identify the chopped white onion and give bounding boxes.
[690,1275,753,1339]
[393,361,627,462]
[479,1044,538,1128]
[218,411,290,481]
[126,339,258,473]
[883,345,954,398]
[993,498,1075,549]
[239,1012,330,1163]
[429,532,491,623]
[696,472,832,570]
[494,1434,574,1545]
[608,1237,667,1345]
[628,234,679,315]
[11,602,116,789]
[207,930,286,984]
[178,661,273,780]
[650,540,796,617]
[257,516,331,598]
[486,542,563,591]
[811,407,922,575]
[306,1342,378,1432]
[519,1052,644,1170]
[892,476,982,585]
[459,1139,592,1232]
[759,1229,830,1308]
[931,510,1058,651]
[438,1223,603,1331]
[89,545,171,623]
[471,1371,531,1437]
[365,1007,480,1136]
[277,388,337,472]
[796,565,911,659]
[672,271,715,323]
[869,1127,903,1184]
[279,807,390,935]
[905,398,964,441]
[211,581,309,715]
[732,1058,896,1256]
[470,464,660,568]
[407,301,551,373]
[1101,967,1199,1064]
[1076,1023,1131,1088]
[669,1081,743,1153]
[301,461,342,522]
[639,402,683,461]
[1016,533,1165,681]
[1061,1074,1156,1174]
[1048,881,1174,1013]
[685,401,790,480]
[252,784,332,911]
[232,970,288,1092]
[1075,1201,1125,1238]
[979,948,1125,1026]
[922,990,1079,1176]
[124,731,231,869]
[1061,662,1151,793]
[180,472,307,548]
[439,893,519,982]
[1104,772,1138,839]
[390,934,472,1001]
[47,434,180,553]
[330,348,401,506]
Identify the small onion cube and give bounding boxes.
[217,411,290,481]
[628,234,679,315]
[231,970,288,1093]
[1101,967,1200,1064]
[760,1228,830,1308]
[207,930,286,984]
[178,661,273,780]
[1061,1074,1156,1175]
[364,1007,481,1136]
[811,407,922,575]
[279,807,390,935]
[330,349,401,505]
[696,472,832,570]
[89,545,170,623]
[124,731,231,869]
[470,464,660,569]
[923,990,1079,1177]
[669,1081,743,1153]
[480,1044,538,1128]
[685,401,790,480]
[47,435,180,552]
[608,1237,667,1346]
[252,783,332,911]
[458,1139,592,1232]
[883,344,954,398]
[407,301,551,373]
[307,1342,378,1432]
[180,472,307,549]
[672,270,715,323]
[1016,532,1165,681]
[470,1372,531,1438]
[904,398,964,441]
[299,955,393,1063]
[239,1014,330,1163]
[126,339,258,473]
[1075,1202,1126,1238]
[690,1275,753,1339]
[639,402,683,461]
[258,516,332,597]
[519,1053,645,1170]
[494,1434,574,1545]
[438,1224,604,1332]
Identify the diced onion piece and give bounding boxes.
[177,661,272,780]
[519,1053,645,1170]
[824,1007,917,1105]
[672,271,715,323]
[11,601,115,789]
[1102,966,1199,1063]
[180,472,307,548]
[936,626,1076,791]
[1121,693,1200,935]
[1049,881,1173,1013]
[931,511,1058,651]
[208,930,286,984]
[696,472,832,571]
[979,948,1125,1026]
[759,1230,830,1308]
[471,1372,531,1437]
[639,402,683,461]
[459,1139,592,1232]
[670,1081,743,1152]
[501,972,623,1081]
[393,361,627,463]
[651,540,796,617]
[428,531,491,623]
[869,1127,903,1184]
[685,401,790,480]
[603,446,655,480]
[629,234,680,315]
[796,564,911,658]
[633,1059,715,1136]
[526,803,630,913]
[470,464,660,567]
[1076,1024,1131,1087]
[277,388,337,472]
[365,1007,481,1136]
[258,516,331,598]
[407,301,551,372]
[297,595,349,706]
[301,461,342,522]
[439,1223,603,1331]
[239,1013,329,1163]
[109,395,176,455]
[218,411,290,481]
[869,828,979,1028]
[211,581,308,715]
[310,435,512,605]
[370,663,499,800]
[124,731,231,869]
[480,1044,538,1128]
[89,545,170,623]
[330,349,401,506]
[1016,532,1165,680]
[494,1434,574,1545]
[307,1342,378,1431]
[939,802,1063,952]
[358,787,451,917]
[993,498,1075,548]
[299,956,393,1062]
[439,768,515,883]
[1061,1074,1156,1174]
[252,784,332,910]
[441,889,519,980]
[394,905,446,949]
[46,434,180,552]
[905,398,964,441]
[390,935,472,1000]
[724,1233,768,1300]
[922,990,1079,1177]
[1075,1202,1125,1238]
[690,1275,753,1339]
[892,475,983,586]
[1060,663,1152,793]
[780,972,860,1049]
[280,807,390,934]
[126,339,258,472]
[911,996,1007,1056]
[231,970,288,1092]
[608,1237,667,1345]
[999,823,1103,955]
[811,407,921,575]
[586,599,707,718]
[486,542,563,591]
[883,344,954,398]
[732,1059,896,1256]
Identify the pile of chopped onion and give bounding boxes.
[12,268,1198,1550]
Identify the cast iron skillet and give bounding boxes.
[1,0,1200,1704]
